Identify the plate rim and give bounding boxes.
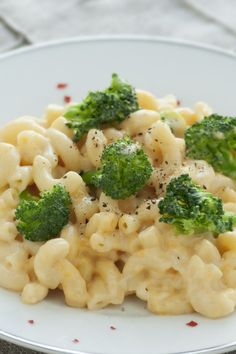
[0,34,236,62]
[1,324,236,354]
[1,35,236,354]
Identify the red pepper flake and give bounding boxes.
[186,320,198,327]
[64,95,71,103]
[110,325,116,330]
[72,338,80,343]
[56,83,68,89]
[27,320,35,325]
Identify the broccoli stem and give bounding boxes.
[224,213,236,227]
[19,190,39,202]
[82,170,102,188]
[215,149,236,180]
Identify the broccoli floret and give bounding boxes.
[185,114,236,179]
[64,73,139,141]
[82,136,153,199]
[158,174,236,235]
[15,184,71,242]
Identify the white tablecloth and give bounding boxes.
[0,0,236,52]
[0,0,236,353]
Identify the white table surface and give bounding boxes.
[0,0,236,353]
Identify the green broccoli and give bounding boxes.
[15,184,72,242]
[64,73,139,141]
[185,114,236,179]
[19,189,39,202]
[82,136,153,199]
[158,174,236,235]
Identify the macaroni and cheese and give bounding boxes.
[0,84,236,319]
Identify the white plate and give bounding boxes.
[1,37,236,354]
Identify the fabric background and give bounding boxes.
[0,0,236,353]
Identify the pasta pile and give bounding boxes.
[1,86,236,319]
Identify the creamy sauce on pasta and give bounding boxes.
[0,89,235,318]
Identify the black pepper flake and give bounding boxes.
[90,197,96,201]
[63,176,68,179]
[203,185,207,189]
[138,132,143,136]
[146,205,151,210]
[102,202,107,207]
[159,183,163,189]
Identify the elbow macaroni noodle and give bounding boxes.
[0,88,236,319]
